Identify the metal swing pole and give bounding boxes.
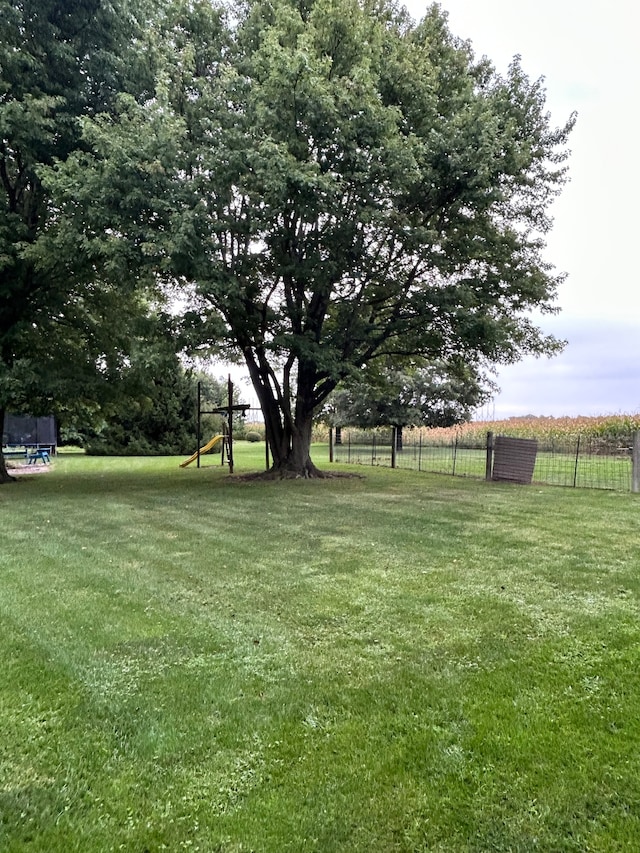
[227,375,234,474]
[196,381,202,469]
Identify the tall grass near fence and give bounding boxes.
[333,415,640,491]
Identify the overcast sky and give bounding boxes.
[410,0,640,417]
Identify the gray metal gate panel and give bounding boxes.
[492,435,538,484]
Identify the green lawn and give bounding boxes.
[1,445,640,851]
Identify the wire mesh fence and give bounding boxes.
[331,428,636,492]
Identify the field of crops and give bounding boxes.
[424,413,640,448]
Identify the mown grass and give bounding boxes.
[335,442,633,491]
[1,445,640,851]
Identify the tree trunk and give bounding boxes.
[243,350,325,477]
[264,407,323,477]
[395,424,404,452]
[0,408,16,484]
[281,414,323,477]
[335,425,342,445]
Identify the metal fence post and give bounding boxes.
[485,431,494,480]
[391,427,397,469]
[196,380,202,469]
[632,431,640,493]
[573,434,581,488]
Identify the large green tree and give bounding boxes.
[0,0,155,482]
[49,0,574,478]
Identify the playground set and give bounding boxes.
[180,377,251,474]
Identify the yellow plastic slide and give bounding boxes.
[179,435,225,468]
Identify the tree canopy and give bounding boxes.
[32,0,574,478]
[0,0,156,481]
[326,357,495,442]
